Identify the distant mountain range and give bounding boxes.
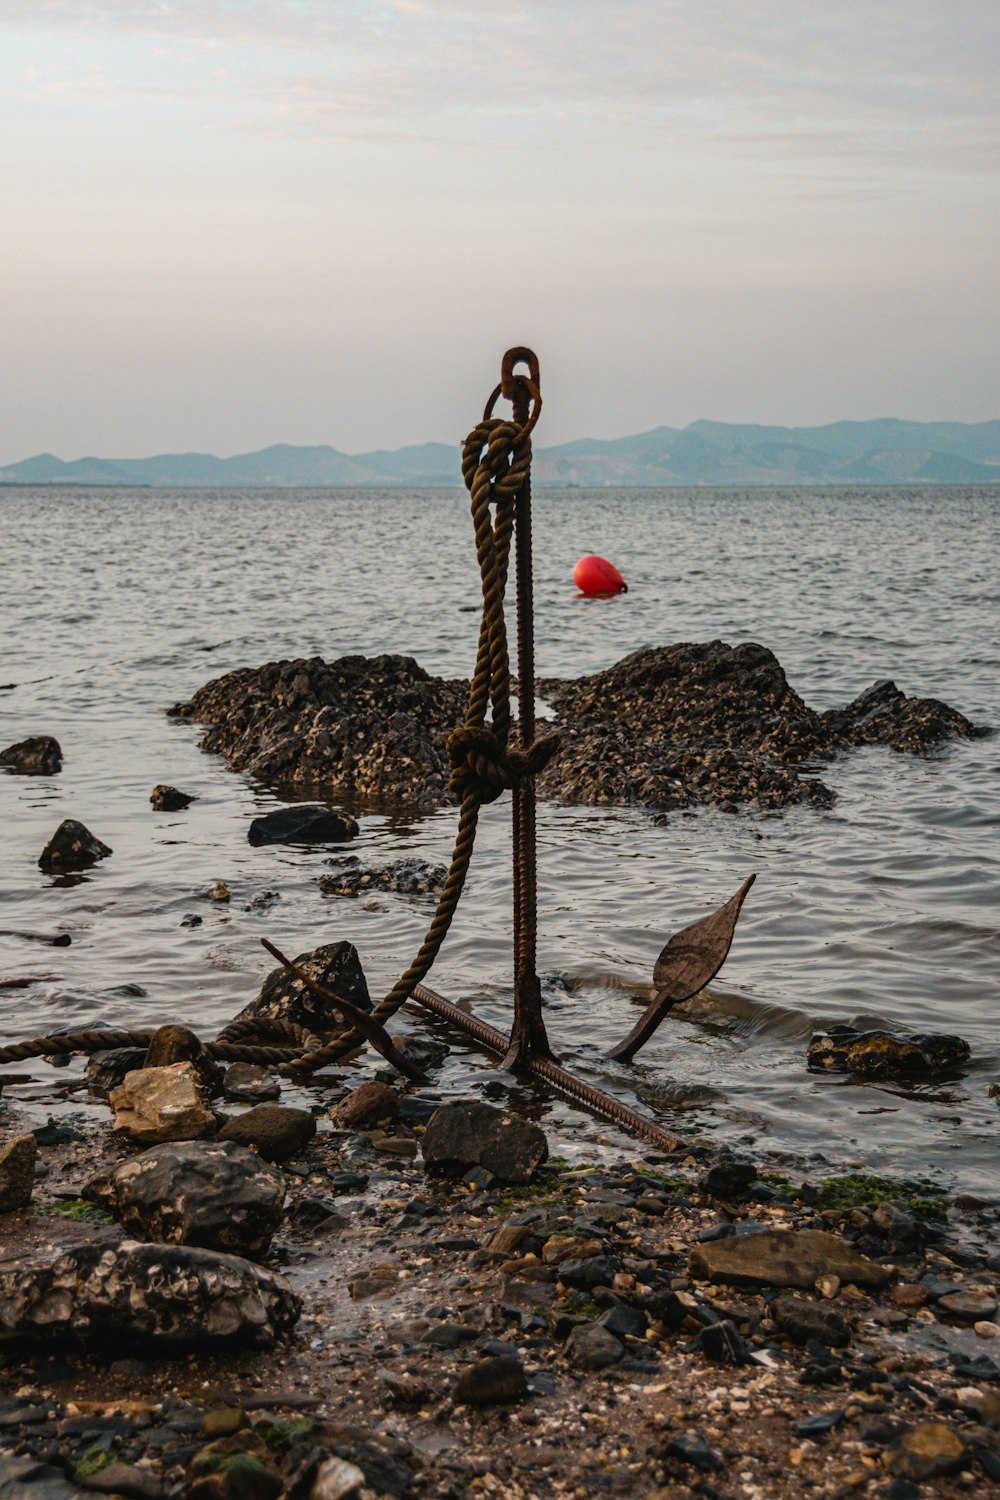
[3,418,999,488]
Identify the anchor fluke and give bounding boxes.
[607,873,756,1063]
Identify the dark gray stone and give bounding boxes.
[421,1322,478,1348]
[566,1323,624,1370]
[218,1104,316,1163]
[453,1355,527,1405]
[149,785,194,811]
[700,1151,757,1200]
[0,1240,300,1348]
[808,1025,971,1078]
[558,1256,619,1291]
[0,1136,36,1213]
[83,1140,286,1257]
[774,1295,852,1349]
[688,1319,750,1365]
[84,1048,148,1099]
[234,941,371,1035]
[0,1452,82,1497]
[0,736,62,776]
[597,1302,648,1340]
[689,1228,893,1290]
[38,820,111,873]
[664,1435,722,1473]
[248,805,358,846]
[421,1101,548,1185]
[222,1063,280,1103]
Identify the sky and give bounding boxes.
[2,0,998,459]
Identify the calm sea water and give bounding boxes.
[1,484,998,1192]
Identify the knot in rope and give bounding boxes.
[446,725,560,805]
[462,419,530,502]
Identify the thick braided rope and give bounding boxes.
[289,421,531,1074]
[0,1024,314,1067]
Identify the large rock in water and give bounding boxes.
[808,1025,971,1078]
[234,940,371,1035]
[171,653,469,810]
[0,1240,300,1348]
[823,679,977,753]
[38,819,111,872]
[83,1140,286,1257]
[689,1228,892,1290]
[0,735,62,775]
[248,805,358,846]
[110,1062,216,1143]
[150,784,195,810]
[421,1102,548,1185]
[173,643,977,814]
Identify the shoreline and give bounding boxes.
[2,1080,999,1498]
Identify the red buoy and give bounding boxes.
[573,554,628,595]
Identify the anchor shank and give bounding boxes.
[505,367,554,1069]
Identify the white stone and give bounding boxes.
[311,1456,366,1499]
[110,1062,214,1143]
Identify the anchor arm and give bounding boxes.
[606,874,756,1064]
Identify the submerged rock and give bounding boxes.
[233,940,371,1036]
[110,1062,216,1144]
[83,1140,285,1257]
[822,678,977,753]
[150,784,195,810]
[223,1062,280,1103]
[421,1101,548,1185]
[0,735,62,775]
[319,856,447,898]
[0,1134,36,1212]
[247,805,358,846]
[688,1228,892,1289]
[807,1025,972,1078]
[85,1047,149,1098]
[38,819,111,873]
[0,1240,301,1348]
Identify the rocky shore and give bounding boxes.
[170,642,977,815]
[2,1067,999,1500]
[1,943,997,1498]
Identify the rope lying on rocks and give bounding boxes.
[0,1020,316,1068]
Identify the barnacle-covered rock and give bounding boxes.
[0,1240,301,1348]
[807,1025,972,1078]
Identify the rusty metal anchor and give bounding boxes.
[265,346,755,1146]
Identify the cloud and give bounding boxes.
[3,0,997,180]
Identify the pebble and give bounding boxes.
[937,1290,998,1321]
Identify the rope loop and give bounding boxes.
[446,725,560,804]
[461,419,530,500]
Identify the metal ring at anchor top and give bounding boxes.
[483,346,542,438]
